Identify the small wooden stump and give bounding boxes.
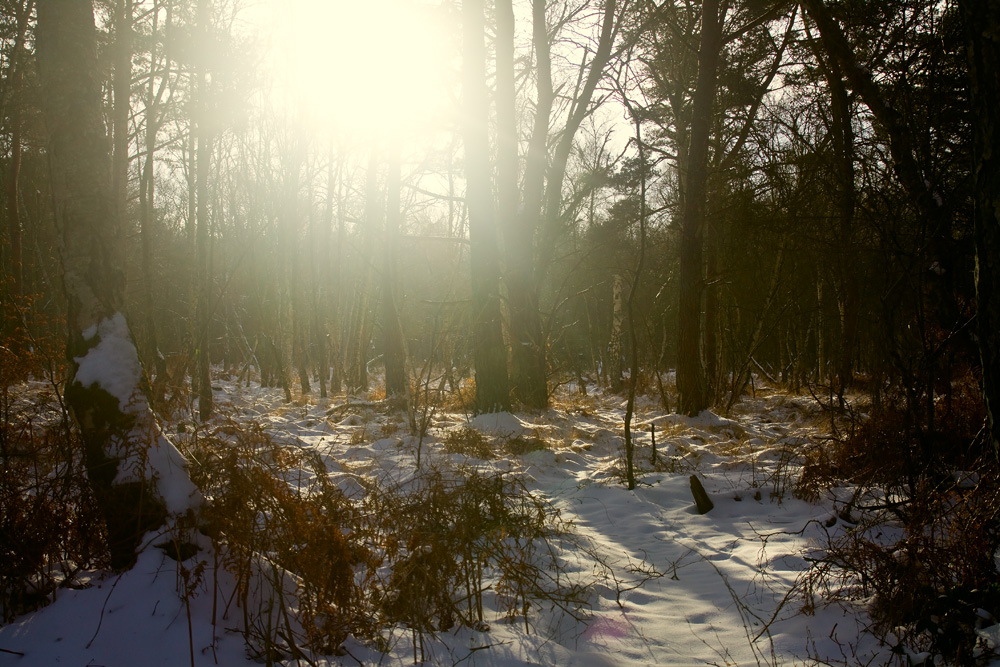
[690,475,714,514]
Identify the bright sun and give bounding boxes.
[264,0,459,144]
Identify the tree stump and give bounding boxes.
[690,475,714,514]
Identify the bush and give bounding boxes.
[1,298,106,623]
[369,466,581,637]
[184,415,580,661]
[796,374,1000,666]
[186,418,370,658]
[443,426,549,459]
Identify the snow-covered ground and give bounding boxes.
[0,378,977,665]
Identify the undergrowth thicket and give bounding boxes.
[0,296,108,623]
[3,310,582,663]
[796,372,1000,666]
[184,415,583,662]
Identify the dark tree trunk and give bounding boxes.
[6,90,23,300]
[139,0,170,383]
[503,0,550,410]
[37,0,198,570]
[282,149,311,397]
[346,153,379,393]
[962,0,1000,457]
[704,223,719,400]
[807,7,858,406]
[676,0,721,416]
[328,149,345,393]
[4,1,31,301]
[194,132,213,418]
[622,113,647,491]
[608,274,625,393]
[383,150,407,401]
[194,0,213,421]
[309,172,328,399]
[830,67,858,407]
[463,0,510,413]
[112,0,132,237]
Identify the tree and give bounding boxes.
[382,149,407,401]
[36,0,199,570]
[675,0,721,416]
[504,0,624,410]
[962,0,1000,457]
[2,0,32,302]
[194,0,215,421]
[136,0,174,381]
[345,151,379,393]
[501,0,550,410]
[621,108,649,491]
[111,0,132,239]
[463,0,510,414]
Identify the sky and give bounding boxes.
[253,0,460,145]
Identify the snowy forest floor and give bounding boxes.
[3,375,998,666]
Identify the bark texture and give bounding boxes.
[676,0,721,416]
[463,0,510,413]
[37,0,178,570]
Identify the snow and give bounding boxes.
[145,420,204,515]
[72,312,202,515]
[3,378,997,666]
[74,312,142,412]
[470,411,528,437]
[0,548,247,667]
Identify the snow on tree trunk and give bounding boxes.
[37,0,200,570]
[71,313,201,517]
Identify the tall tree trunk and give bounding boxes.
[282,148,310,396]
[463,0,510,414]
[3,0,32,301]
[962,0,1000,457]
[534,0,621,407]
[139,0,170,383]
[816,277,826,383]
[495,0,517,243]
[112,0,132,236]
[194,0,214,421]
[383,149,407,400]
[6,87,23,300]
[496,0,540,409]
[328,147,345,393]
[807,10,858,406]
[608,274,625,393]
[309,167,328,399]
[830,67,858,407]
[704,220,719,399]
[346,153,379,393]
[37,0,199,570]
[502,0,550,409]
[676,0,722,416]
[622,114,647,491]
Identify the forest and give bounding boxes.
[1,0,999,665]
